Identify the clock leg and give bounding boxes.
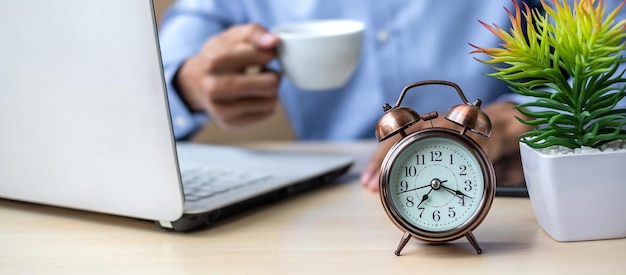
[394,232,412,256]
[465,231,483,254]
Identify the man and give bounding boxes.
[158,0,539,191]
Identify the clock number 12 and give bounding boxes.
[416,151,455,165]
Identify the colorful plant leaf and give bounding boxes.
[471,0,626,149]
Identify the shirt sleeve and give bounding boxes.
[162,59,208,140]
[157,0,243,139]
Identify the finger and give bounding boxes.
[360,164,380,192]
[366,176,380,192]
[212,24,280,51]
[210,96,278,122]
[204,72,280,100]
[235,23,280,49]
[359,168,375,188]
[361,136,400,191]
[207,42,276,73]
[199,24,279,74]
[249,31,280,50]
[214,108,276,130]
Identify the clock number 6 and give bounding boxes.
[433,210,441,222]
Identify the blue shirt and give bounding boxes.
[157,0,557,140]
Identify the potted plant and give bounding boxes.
[470,0,626,241]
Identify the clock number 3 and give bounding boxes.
[465,180,472,191]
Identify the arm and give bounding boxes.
[159,1,281,139]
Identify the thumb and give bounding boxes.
[361,137,401,192]
[252,32,280,50]
[360,161,381,192]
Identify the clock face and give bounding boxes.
[383,131,488,235]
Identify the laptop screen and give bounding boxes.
[0,0,185,220]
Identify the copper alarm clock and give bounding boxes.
[376,80,496,255]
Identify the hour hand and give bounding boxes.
[416,188,434,208]
[441,185,474,199]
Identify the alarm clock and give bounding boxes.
[375,80,496,255]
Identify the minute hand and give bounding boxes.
[441,185,474,199]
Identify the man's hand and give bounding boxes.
[174,24,281,130]
[360,102,531,191]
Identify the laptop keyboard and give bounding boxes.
[180,166,273,202]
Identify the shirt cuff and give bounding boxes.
[163,62,208,140]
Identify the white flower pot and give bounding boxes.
[519,142,626,241]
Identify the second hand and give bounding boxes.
[396,184,430,195]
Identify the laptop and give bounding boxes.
[0,1,353,231]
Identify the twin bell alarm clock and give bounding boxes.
[375,80,496,255]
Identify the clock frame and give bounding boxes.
[375,80,496,255]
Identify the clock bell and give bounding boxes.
[375,80,492,141]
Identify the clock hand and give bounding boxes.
[440,185,474,199]
[396,184,430,195]
[441,187,466,198]
[416,188,434,208]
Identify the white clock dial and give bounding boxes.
[387,136,485,232]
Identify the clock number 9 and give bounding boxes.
[400,180,408,192]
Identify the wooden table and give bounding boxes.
[1,142,624,274]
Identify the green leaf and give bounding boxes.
[471,0,626,149]
[517,99,575,113]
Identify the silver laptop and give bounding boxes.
[0,0,353,231]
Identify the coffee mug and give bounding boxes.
[273,19,364,91]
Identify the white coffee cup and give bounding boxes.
[273,19,364,91]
